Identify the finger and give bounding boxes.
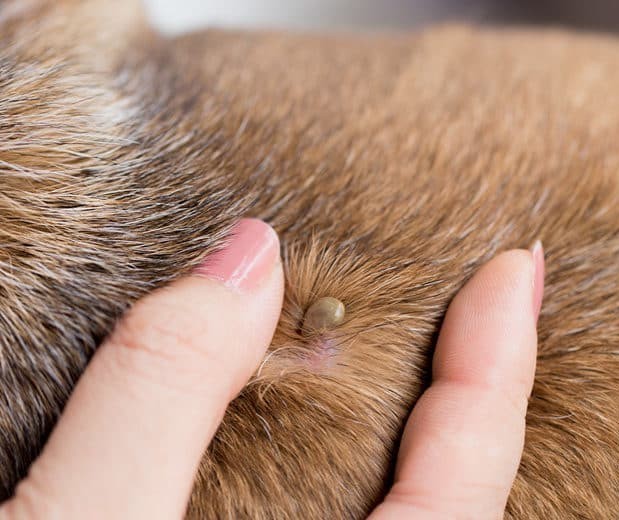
[371,244,544,519]
[1,219,284,520]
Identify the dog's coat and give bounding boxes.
[1,1,619,518]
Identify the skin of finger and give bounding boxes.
[370,250,538,519]
[0,261,284,520]
[432,250,537,402]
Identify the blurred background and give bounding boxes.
[144,0,619,35]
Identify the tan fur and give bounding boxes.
[1,1,619,518]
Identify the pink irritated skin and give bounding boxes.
[305,336,340,371]
[530,240,545,322]
[196,219,280,292]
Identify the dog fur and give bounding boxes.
[1,1,619,518]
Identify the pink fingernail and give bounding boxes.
[530,240,545,322]
[196,219,280,291]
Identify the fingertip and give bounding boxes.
[373,246,543,519]
[433,247,538,393]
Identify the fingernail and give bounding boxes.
[196,219,280,291]
[529,240,545,322]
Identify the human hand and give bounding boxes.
[369,242,544,519]
[0,218,544,519]
[0,218,284,519]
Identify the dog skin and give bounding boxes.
[1,0,619,518]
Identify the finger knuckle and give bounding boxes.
[107,298,212,383]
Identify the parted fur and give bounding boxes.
[1,1,619,518]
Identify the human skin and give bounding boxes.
[0,220,544,519]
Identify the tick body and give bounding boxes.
[302,297,346,334]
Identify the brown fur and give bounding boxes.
[1,1,619,518]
